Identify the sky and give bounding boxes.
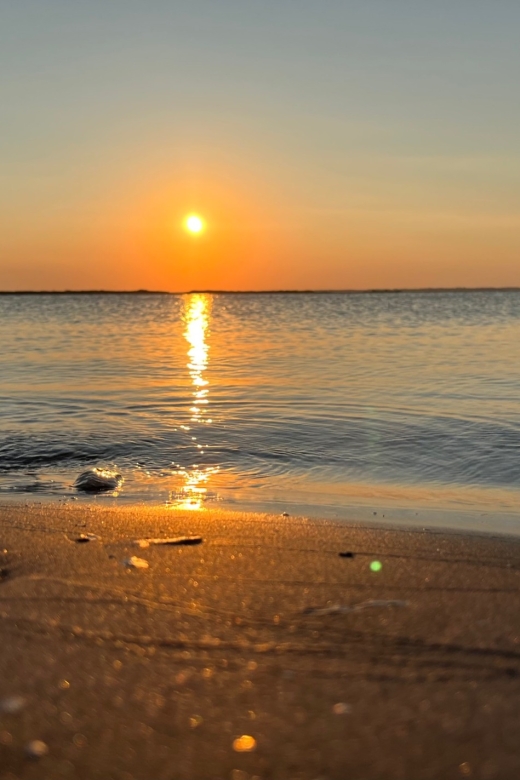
[1,1,519,291]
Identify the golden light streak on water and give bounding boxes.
[170,294,219,510]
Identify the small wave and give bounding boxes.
[0,479,64,494]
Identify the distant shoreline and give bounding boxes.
[1,287,519,295]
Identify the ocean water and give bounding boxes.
[1,291,519,533]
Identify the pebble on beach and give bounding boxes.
[332,702,352,715]
[232,735,257,752]
[25,739,49,759]
[74,468,122,493]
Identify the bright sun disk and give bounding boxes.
[185,214,204,234]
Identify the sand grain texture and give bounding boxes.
[0,504,519,779]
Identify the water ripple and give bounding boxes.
[0,291,519,519]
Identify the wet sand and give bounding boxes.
[0,503,520,779]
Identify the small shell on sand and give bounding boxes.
[25,740,49,759]
[75,533,98,543]
[74,468,122,493]
[123,556,149,570]
[232,735,256,752]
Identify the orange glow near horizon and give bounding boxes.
[126,170,284,291]
[6,155,520,292]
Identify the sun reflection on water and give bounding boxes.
[169,294,218,510]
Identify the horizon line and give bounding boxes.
[0,286,520,295]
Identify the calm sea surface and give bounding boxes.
[1,291,519,533]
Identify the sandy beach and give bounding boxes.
[0,504,518,779]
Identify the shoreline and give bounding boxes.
[1,503,520,778]
[3,489,520,539]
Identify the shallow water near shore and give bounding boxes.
[0,290,519,534]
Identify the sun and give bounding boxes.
[185,214,205,234]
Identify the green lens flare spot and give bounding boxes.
[370,560,382,572]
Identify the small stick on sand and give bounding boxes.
[135,536,203,548]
